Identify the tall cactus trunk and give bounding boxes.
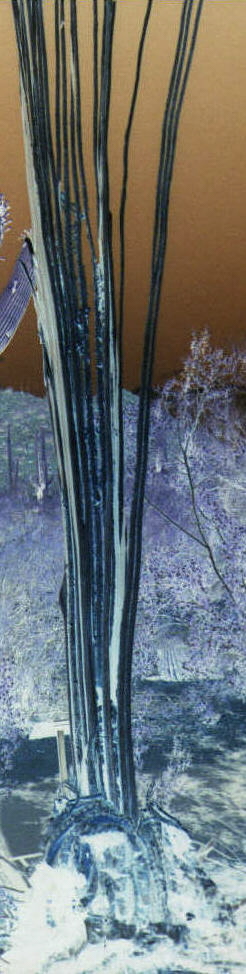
[12,0,204,825]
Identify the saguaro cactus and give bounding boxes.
[11,0,204,824]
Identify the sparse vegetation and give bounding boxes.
[170,327,246,395]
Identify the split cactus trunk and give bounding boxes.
[12,0,204,821]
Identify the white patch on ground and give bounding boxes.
[3,837,246,973]
[3,862,87,973]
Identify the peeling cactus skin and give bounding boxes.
[0,238,35,354]
[45,796,167,938]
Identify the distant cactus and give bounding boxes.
[7,425,19,494]
[34,428,53,503]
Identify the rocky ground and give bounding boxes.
[1,379,246,971]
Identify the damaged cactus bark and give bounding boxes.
[0,237,35,354]
[11,0,204,927]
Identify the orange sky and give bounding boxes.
[1,0,246,395]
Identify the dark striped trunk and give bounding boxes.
[11,0,204,823]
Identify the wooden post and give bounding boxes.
[56,729,68,785]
